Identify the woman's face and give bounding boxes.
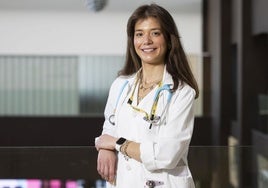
[134,17,167,66]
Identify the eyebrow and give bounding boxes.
[134,28,162,32]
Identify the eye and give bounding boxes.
[135,32,143,37]
[151,31,161,36]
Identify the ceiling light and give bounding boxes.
[84,0,107,12]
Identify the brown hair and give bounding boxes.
[119,3,199,98]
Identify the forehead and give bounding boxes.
[134,17,161,30]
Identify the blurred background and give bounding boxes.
[0,0,267,188]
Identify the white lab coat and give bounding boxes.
[101,67,196,188]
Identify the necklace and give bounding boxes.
[139,82,158,91]
[137,75,162,103]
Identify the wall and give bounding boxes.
[0,10,201,55]
[252,0,268,35]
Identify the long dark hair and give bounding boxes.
[119,3,199,98]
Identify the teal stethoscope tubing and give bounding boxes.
[148,84,172,128]
[108,80,172,126]
[108,80,129,125]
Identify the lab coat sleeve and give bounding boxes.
[101,78,122,137]
[140,84,196,171]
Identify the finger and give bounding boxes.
[97,156,105,177]
[108,161,116,181]
[103,163,109,180]
[104,160,115,182]
[102,176,108,181]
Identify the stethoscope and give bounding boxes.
[108,80,129,126]
[108,74,173,129]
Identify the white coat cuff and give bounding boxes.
[95,137,99,143]
[140,141,156,171]
[102,124,117,137]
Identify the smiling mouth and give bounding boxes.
[142,48,156,52]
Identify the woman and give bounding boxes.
[95,3,199,188]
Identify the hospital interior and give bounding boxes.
[0,0,267,188]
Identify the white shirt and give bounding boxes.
[101,67,196,188]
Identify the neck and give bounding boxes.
[141,64,164,84]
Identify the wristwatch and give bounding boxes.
[115,137,126,152]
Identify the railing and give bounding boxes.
[0,146,267,188]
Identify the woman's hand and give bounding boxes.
[97,149,117,183]
[95,134,117,151]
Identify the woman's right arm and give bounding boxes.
[96,78,124,183]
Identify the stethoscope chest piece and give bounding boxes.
[145,180,164,188]
[108,114,115,125]
[146,180,155,188]
[143,116,161,124]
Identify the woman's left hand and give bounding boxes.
[95,134,117,151]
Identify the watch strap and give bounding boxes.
[115,137,126,152]
[115,143,121,152]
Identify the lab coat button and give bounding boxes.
[126,164,131,171]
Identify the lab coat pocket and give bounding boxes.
[167,166,195,188]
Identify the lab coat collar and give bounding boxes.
[162,65,174,86]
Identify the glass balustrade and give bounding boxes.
[0,146,267,188]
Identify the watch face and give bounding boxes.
[116,137,126,145]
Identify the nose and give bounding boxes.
[143,33,152,44]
